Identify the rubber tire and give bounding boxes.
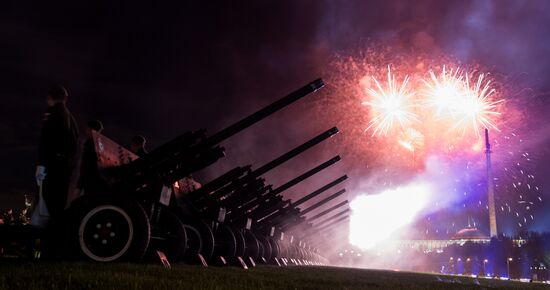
[257,238,265,260]
[69,196,150,262]
[268,237,280,259]
[178,214,215,262]
[243,230,260,261]
[182,224,202,261]
[149,208,187,263]
[231,226,246,259]
[213,223,237,261]
[256,235,272,262]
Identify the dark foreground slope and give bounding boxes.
[0,262,547,290]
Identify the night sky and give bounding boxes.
[2,1,550,232]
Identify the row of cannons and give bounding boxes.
[50,78,350,267]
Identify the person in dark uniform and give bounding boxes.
[130,135,148,157]
[35,85,79,218]
[87,120,103,135]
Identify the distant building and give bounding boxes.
[400,225,490,252]
[399,225,527,252]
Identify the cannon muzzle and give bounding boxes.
[208,79,325,145]
[120,79,325,189]
[293,175,347,207]
[299,189,346,216]
[228,155,342,220]
[307,201,348,222]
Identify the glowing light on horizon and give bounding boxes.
[363,66,418,136]
[349,183,432,250]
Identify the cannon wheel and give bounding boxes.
[149,208,187,262]
[213,223,236,261]
[268,237,280,260]
[182,224,202,261]
[257,237,265,260]
[70,196,150,262]
[179,215,215,262]
[256,235,272,262]
[230,226,246,259]
[243,230,260,261]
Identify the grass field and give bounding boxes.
[0,261,548,290]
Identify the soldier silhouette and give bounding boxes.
[35,85,79,218]
[130,135,148,157]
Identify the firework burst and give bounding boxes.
[363,66,418,136]
[422,67,504,138]
[423,65,464,118]
[452,72,503,136]
[322,48,543,237]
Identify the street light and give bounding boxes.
[483,259,488,276]
[507,258,513,279]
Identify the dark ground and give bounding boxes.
[0,261,547,290]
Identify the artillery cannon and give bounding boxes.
[255,175,348,231]
[189,127,339,215]
[55,79,334,264]
[228,156,342,226]
[237,174,348,265]
[181,149,349,266]
[182,127,340,265]
[226,157,344,264]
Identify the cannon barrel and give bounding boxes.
[270,156,340,196]
[315,208,350,227]
[299,189,346,216]
[194,127,339,206]
[316,210,350,227]
[319,215,349,229]
[279,190,347,231]
[256,175,348,226]
[122,79,325,188]
[254,200,289,223]
[302,208,350,238]
[307,201,348,222]
[293,175,347,207]
[251,127,338,178]
[228,156,342,219]
[207,79,324,145]
[257,182,348,233]
[187,166,251,202]
[300,214,350,242]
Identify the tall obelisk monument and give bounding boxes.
[485,128,498,238]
